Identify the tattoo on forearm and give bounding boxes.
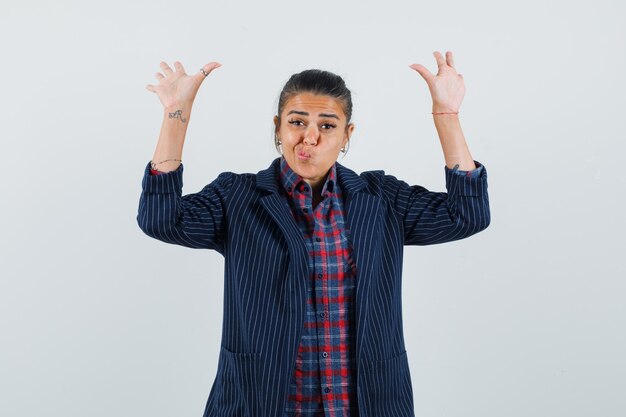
[168,109,187,123]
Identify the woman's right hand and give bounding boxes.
[146,61,221,109]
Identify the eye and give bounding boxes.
[288,119,336,130]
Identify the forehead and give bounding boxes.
[283,92,345,118]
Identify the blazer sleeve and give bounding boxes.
[452,164,484,178]
[136,160,234,253]
[381,159,490,246]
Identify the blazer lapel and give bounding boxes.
[256,158,310,315]
[336,162,383,365]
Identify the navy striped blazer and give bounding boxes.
[137,156,490,417]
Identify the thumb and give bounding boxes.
[197,61,222,81]
[408,64,434,84]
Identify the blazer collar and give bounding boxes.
[256,156,367,196]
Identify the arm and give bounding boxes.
[433,113,477,171]
[395,51,489,244]
[382,160,490,246]
[150,102,191,174]
[139,61,228,250]
[137,160,234,253]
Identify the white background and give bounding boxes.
[1,0,624,416]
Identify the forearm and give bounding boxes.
[432,113,476,171]
[151,102,193,173]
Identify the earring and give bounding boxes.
[275,135,283,155]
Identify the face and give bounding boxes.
[274,92,354,190]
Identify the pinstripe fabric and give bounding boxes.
[278,157,358,417]
[137,157,490,417]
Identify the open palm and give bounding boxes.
[409,51,465,113]
[146,61,221,109]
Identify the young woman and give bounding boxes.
[138,51,490,417]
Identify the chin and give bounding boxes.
[292,162,313,175]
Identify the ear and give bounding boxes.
[343,122,355,146]
[273,115,280,134]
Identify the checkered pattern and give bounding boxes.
[278,156,359,417]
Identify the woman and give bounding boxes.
[138,51,490,417]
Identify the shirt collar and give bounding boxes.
[278,156,336,198]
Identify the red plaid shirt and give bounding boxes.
[278,156,359,417]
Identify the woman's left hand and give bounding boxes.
[409,51,465,113]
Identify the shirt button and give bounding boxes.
[322,351,328,358]
[315,237,321,242]
[318,273,323,279]
[303,186,309,192]
[324,387,331,393]
[303,208,308,213]
[320,311,327,318]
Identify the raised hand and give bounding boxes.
[146,61,222,110]
[409,51,465,113]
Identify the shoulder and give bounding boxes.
[208,171,259,193]
[338,163,404,194]
[204,167,262,187]
[361,170,415,206]
[200,158,281,196]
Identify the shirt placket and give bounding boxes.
[315,196,336,414]
[300,183,336,416]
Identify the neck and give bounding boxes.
[304,173,328,195]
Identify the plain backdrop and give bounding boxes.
[1,1,624,416]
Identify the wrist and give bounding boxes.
[164,102,193,115]
[432,104,459,114]
[163,103,192,125]
[165,100,193,110]
[432,111,459,117]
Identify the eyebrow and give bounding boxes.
[286,110,340,120]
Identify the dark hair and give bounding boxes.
[274,69,353,155]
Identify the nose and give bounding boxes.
[303,126,319,146]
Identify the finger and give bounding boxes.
[197,61,222,79]
[408,64,435,84]
[146,84,155,93]
[174,61,186,74]
[155,72,164,80]
[446,51,455,69]
[433,51,446,71]
[159,61,174,75]
[202,61,222,73]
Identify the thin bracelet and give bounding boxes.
[150,158,182,170]
[432,111,459,115]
